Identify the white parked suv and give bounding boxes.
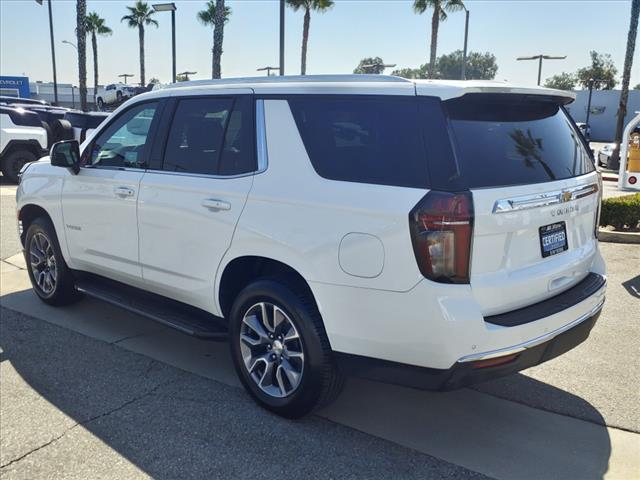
[17,75,607,417]
[1,106,48,182]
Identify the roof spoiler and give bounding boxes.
[414,81,575,105]
[452,86,575,105]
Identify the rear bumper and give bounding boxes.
[335,301,602,391]
[315,266,606,370]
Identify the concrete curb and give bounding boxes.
[598,228,640,244]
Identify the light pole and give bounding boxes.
[152,3,177,83]
[257,66,280,76]
[585,78,606,140]
[62,40,77,50]
[461,5,470,80]
[118,73,135,84]
[517,54,567,86]
[61,40,78,108]
[279,0,285,75]
[36,0,58,104]
[585,78,595,135]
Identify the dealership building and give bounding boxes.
[0,75,100,109]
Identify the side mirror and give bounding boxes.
[50,140,80,174]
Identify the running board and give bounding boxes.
[74,274,228,341]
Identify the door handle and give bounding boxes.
[201,198,231,211]
[114,186,135,198]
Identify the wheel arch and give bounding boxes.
[217,255,320,322]
[1,139,43,160]
[18,204,55,247]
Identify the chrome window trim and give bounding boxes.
[81,165,146,172]
[457,296,605,364]
[255,99,269,173]
[492,183,599,214]
[142,169,257,180]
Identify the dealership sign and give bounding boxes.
[0,76,30,98]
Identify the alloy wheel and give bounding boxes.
[239,302,305,398]
[29,232,57,295]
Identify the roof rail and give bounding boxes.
[169,74,411,88]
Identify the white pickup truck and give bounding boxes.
[96,83,137,110]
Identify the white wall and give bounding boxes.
[566,90,640,142]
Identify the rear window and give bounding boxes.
[445,96,595,188]
[288,96,429,188]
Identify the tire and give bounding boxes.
[229,278,344,418]
[1,149,36,183]
[97,97,104,110]
[41,121,53,149]
[50,119,74,144]
[24,217,80,306]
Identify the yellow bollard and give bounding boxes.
[628,133,640,173]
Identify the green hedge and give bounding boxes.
[600,193,640,230]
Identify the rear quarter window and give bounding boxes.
[288,96,430,189]
[444,95,595,188]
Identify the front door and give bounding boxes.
[61,100,162,282]
[137,93,256,313]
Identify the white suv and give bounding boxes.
[17,75,606,418]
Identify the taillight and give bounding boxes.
[409,190,473,284]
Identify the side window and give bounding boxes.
[219,96,256,175]
[163,98,232,175]
[288,97,429,188]
[163,96,256,176]
[86,102,159,169]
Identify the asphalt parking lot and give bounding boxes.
[1,179,639,479]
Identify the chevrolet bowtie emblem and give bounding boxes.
[561,191,572,202]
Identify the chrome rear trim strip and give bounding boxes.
[492,183,599,214]
[456,297,605,363]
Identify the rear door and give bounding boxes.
[137,90,255,312]
[443,94,600,315]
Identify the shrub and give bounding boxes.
[599,194,640,230]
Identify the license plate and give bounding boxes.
[539,222,568,258]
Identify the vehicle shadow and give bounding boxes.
[1,305,484,480]
[622,274,640,298]
[0,173,16,186]
[0,290,613,479]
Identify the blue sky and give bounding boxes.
[0,0,637,88]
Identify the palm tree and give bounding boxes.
[286,0,334,75]
[76,0,88,111]
[197,0,231,79]
[85,12,112,105]
[611,0,639,169]
[413,0,465,79]
[121,1,158,86]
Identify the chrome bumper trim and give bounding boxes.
[457,297,605,363]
